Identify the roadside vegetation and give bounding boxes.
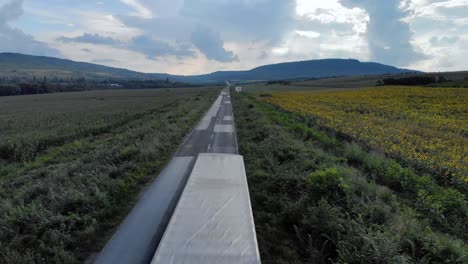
[232,90,467,263]
[0,88,218,263]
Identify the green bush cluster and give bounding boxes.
[306,168,347,200]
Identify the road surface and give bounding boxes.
[94,87,244,264]
[152,153,260,263]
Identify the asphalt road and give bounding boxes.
[152,154,261,264]
[94,87,237,264]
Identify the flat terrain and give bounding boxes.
[0,88,219,263]
[232,86,467,263]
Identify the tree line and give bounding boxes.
[378,75,448,86]
[0,78,196,97]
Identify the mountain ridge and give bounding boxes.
[0,52,417,83]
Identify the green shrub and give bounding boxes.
[306,168,347,201]
[343,143,365,165]
[361,153,402,190]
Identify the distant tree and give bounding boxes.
[382,76,437,86]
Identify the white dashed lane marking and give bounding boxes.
[214,124,234,133]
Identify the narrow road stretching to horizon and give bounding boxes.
[95,87,260,264]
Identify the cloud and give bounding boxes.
[180,0,296,44]
[0,0,59,56]
[340,0,426,66]
[191,27,238,62]
[436,5,468,18]
[58,33,119,45]
[57,33,194,59]
[128,35,194,59]
[0,0,23,23]
[116,0,296,63]
[430,35,460,46]
[120,0,152,18]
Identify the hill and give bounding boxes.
[0,52,165,80]
[0,53,415,83]
[193,59,415,82]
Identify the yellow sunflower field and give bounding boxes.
[264,86,467,182]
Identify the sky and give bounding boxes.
[0,0,467,74]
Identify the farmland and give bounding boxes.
[264,87,467,185]
[0,88,219,263]
[232,86,467,263]
[0,89,208,162]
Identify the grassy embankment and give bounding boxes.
[0,88,219,263]
[232,88,467,264]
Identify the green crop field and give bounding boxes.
[0,89,213,163]
[0,88,219,263]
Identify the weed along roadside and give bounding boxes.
[232,91,467,264]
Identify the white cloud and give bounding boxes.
[296,0,368,33]
[404,0,468,71]
[120,0,152,18]
[78,12,142,40]
[295,30,320,38]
